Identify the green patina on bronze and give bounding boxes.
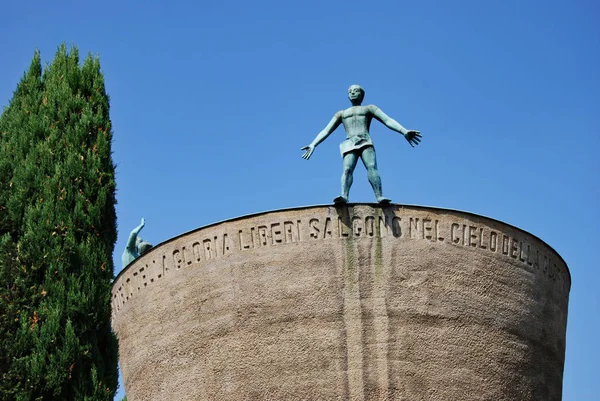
[302,85,421,204]
[122,218,153,268]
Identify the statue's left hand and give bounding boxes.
[301,145,315,160]
[404,130,422,147]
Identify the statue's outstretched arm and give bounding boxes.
[301,112,343,160]
[126,218,145,250]
[370,105,422,147]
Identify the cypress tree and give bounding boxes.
[0,44,118,400]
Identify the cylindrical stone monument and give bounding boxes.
[111,204,570,401]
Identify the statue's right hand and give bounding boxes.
[141,217,145,227]
[301,145,315,160]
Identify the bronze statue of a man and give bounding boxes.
[121,218,153,268]
[302,85,421,204]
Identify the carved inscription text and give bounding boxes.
[112,207,569,315]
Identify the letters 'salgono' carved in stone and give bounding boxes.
[112,204,570,401]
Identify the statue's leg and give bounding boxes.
[361,147,390,203]
[337,151,358,203]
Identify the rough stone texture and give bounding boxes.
[112,204,570,401]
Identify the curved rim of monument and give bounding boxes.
[114,203,571,284]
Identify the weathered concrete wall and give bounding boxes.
[112,204,570,401]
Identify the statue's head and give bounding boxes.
[136,236,153,255]
[348,85,365,105]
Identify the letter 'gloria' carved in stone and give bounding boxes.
[301,85,421,204]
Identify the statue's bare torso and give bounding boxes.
[337,105,380,155]
[339,105,377,138]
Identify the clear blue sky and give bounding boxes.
[1,1,598,399]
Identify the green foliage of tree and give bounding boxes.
[0,44,118,401]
